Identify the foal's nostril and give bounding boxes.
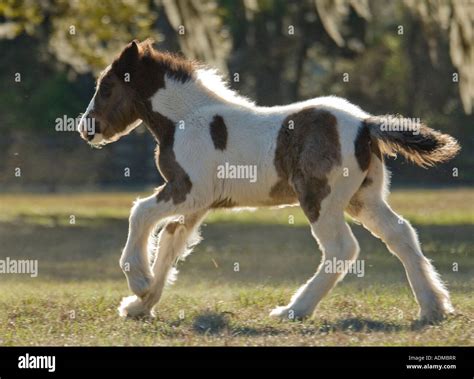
[79,114,100,142]
[85,118,100,141]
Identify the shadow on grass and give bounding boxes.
[192,311,234,335]
[190,311,413,336]
[319,318,403,333]
[192,311,283,337]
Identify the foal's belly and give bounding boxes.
[213,175,299,209]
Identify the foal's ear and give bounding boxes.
[112,40,140,78]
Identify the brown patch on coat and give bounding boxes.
[165,213,202,234]
[143,109,192,205]
[354,123,384,172]
[268,180,298,205]
[209,115,228,151]
[165,221,181,234]
[293,177,331,223]
[271,107,342,223]
[371,136,383,161]
[210,197,238,208]
[354,124,372,171]
[361,176,373,188]
[122,39,195,101]
[346,195,364,216]
[347,174,375,217]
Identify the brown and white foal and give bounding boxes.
[78,40,460,323]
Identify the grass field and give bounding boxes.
[0,188,473,346]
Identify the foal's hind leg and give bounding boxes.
[347,162,453,322]
[271,179,360,320]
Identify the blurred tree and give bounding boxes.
[314,0,371,47]
[2,0,472,110]
[159,0,230,72]
[405,0,474,114]
[220,0,370,104]
[0,0,44,38]
[0,0,158,73]
[1,0,473,186]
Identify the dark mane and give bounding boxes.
[141,40,196,84]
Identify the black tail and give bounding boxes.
[365,115,460,168]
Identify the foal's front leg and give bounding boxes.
[119,210,207,318]
[118,185,194,300]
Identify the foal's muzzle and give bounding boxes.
[79,115,101,142]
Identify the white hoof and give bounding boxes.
[270,306,295,320]
[118,295,152,318]
[270,305,310,321]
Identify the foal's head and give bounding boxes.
[79,39,197,147]
[78,40,147,147]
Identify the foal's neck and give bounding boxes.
[145,74,221,122]
[138,75,218,145]
[137,64,255,145]
[142,66,255,123]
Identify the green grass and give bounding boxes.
[0,188,473,346]
[1,187,473,226]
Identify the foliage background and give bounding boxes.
[0,0,473,190]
